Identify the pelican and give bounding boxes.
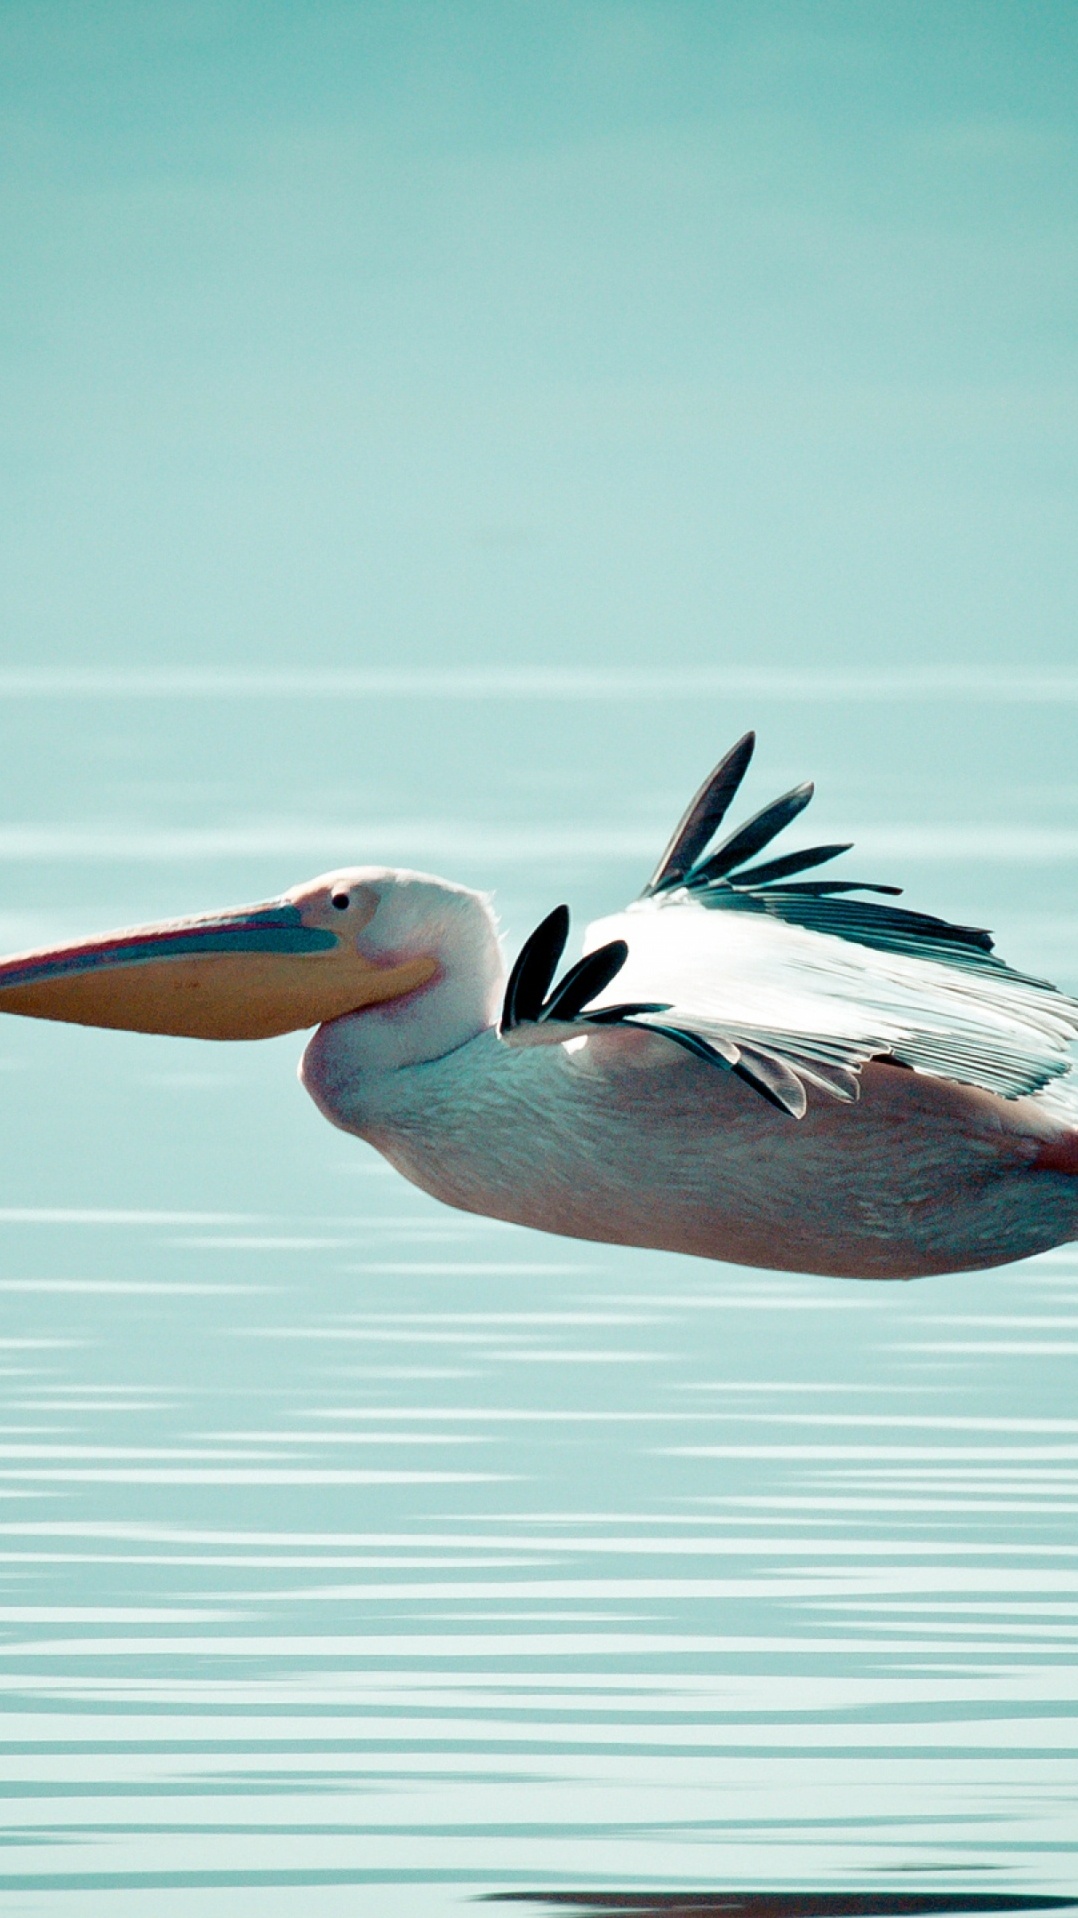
[1,732,1076,1281]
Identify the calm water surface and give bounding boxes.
[0,683,1075,1915]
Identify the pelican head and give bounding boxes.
[0,867,503,1065]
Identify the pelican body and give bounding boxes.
[303,1021,1078,1282]
[2,733,1077,1281]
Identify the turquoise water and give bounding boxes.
[2,3,1077,1906]
[0,680,1075,1912]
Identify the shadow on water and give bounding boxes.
[487,1898,1078,1917]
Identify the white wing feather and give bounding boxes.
[583,893,1078,1111]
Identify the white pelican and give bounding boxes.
[1,732,1076,1281]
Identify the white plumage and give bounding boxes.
[583,892,1078,1114]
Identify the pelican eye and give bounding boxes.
[330,890,351,911]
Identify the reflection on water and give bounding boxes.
[0,689,1076,1914]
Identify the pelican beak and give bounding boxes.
[0,895,437,1041]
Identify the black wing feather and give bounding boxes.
[726,842,853,887]
[708,888,999,963]
[542,941,629,1022]
[760,880,903,897]
[642,732,755,896]
[500,905,570,1030]
[688,782,814,886]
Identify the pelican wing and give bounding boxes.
[584,892,1078,1112]
[579,740,1078,1117]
